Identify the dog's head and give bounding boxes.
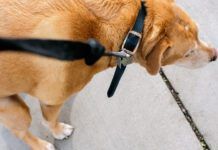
[137,0,217,75]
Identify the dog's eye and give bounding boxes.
[185,50,195,58]
[185,54,190,57]
[190,50,195,53]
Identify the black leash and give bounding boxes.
[0,38,118,66]
[107,1,147,97]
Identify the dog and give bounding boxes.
[0,0,217,149]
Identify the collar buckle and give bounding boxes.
[121,30,142,55]
[107,0,146,98]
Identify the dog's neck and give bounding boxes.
[64,0,155,79]
[53,0,153,95]
[79,0,144,67]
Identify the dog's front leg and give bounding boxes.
[40,103,74,140]
[0,95,55,150]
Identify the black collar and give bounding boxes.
[107,1,147,98]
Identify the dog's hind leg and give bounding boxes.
[40,103,74,140]
[0,95,55,150]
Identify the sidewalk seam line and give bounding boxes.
[159,69,210,150]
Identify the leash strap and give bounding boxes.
[0,38,105,65]
[107,1,147,97]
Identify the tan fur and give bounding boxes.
[0,0,216,149]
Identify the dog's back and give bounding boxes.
[0,0,116,104]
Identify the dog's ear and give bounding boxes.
[142,24,166,58]
[145,37,172,75]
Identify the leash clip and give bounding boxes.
[117,56,132,68]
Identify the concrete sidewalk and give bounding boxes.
[0,0,218,150]
[0,65,202,150]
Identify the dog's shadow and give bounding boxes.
[0,127,29,150]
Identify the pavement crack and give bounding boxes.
[159,69,210,150]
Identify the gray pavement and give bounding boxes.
[0,65,202,150]
[66,66,201,150]
[0,0,218,150]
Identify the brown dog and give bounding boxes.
[0,0,217,149]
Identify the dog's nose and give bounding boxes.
[210,48,218,62]
[211,55,217,62]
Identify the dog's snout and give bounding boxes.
[210,48,218,62]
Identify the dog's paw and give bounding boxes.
[34,140,55,150]
[45,142,56,150]
[52,123,74,140]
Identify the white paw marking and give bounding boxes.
[46,142,55,150]
[53,123,74,140]
[36,140,55,150]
